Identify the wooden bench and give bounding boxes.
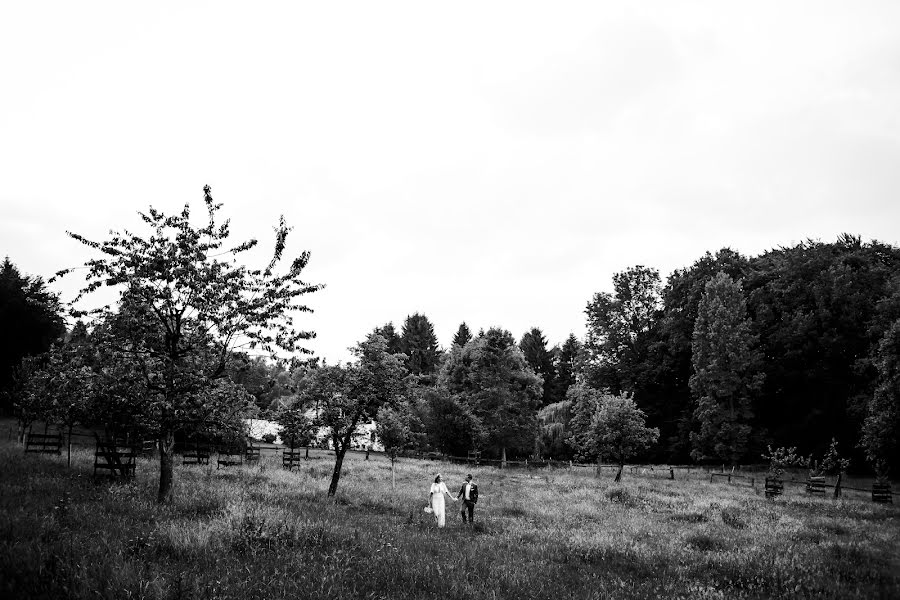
[139,440,156,457]
[182,443,211,466]
[93,441,137,479]
[872,482,893,504]
[806,476,826,496]
[282,448,305,471]
[25,432,63,455]
[765,477,784,498]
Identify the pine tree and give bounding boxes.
[452,322,472,348]
[519,328,556,406]
[374,322,403,354]
[400,313,441,377]
[689,272,763,465]
[554,334,582,403]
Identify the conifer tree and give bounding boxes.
[554,334,582,403]
[452,322,472,348]
[374,322,403,354]
[520,327,556,406]
[689,272,763,465]
[400,313,441,377]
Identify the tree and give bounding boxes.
[537,400,572,460]
[374,322,403,354]
[0,258,65,413]
[553,334,582,403]
[58,186,322,502]
[520,328,556,406]
[301,334,407,496]
[420,386,484,457]
[376,402,423,489]
[440,328,542,463]
[275,400,315,455]
[689,272,763,465]
[584,266,661,394]
[400,313,441,378]
[860,319,900,478]
[564,383,605,462]
[452,322,472,348]
[590,394,659,482]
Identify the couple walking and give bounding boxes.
[428,473,478,528]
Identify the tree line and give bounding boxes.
[1,189,898,502]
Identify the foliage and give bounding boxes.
[440,328,542,460]
[418,385,484,456]
[689,272,763,464]
[564,383,605,462]
[519,327,556,406]
[373,322,403,354]
[275,400,315,449]
[860,318,900,478]
[376,402,423,463]
[584,266,661,394]
[399,313,441,378]
[589,394,659,468]
[0,258,65,413]
[537,400,572,459]
[761,445,808,479]
[553,333,582,404]
[57,186,321,502]
[817,438,851,477]
[300,334,407,496]
[452,322,472,348]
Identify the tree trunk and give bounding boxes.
[67,424,73,468]
[157,430,176,503]
[305,445,309,459]
[327,448,346,497]
[614,461,623,483]
[391,455,395,490]
[833,472,842,499]
[501,446,507,469]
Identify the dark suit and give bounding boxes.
[457,482,478,523]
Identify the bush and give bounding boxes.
[261,433,277,444]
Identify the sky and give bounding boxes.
[2,1,899,363]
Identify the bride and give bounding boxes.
[428,474,456,528]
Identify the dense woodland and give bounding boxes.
[3,215,899,489]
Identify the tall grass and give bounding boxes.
[0,441,897,599]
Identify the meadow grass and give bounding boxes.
[0,441,898,599]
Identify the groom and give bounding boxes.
[457,474,478,524]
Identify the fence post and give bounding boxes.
[669,467,675,480]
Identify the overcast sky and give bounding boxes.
[2,1,899,363]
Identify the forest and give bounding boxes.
[2,197,899,489]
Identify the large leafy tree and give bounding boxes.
[520,327,556,406]
[299,334,407,496]
[419,385,484,457]
[860,319,900,478]
[0,258,65,413]
[400,313,441,378]
[590,394,659,481]
[440,328,542,463]
[584,266,661,394]
[58,186,322,502]
[689,272,763,465]
[564,383,605,462]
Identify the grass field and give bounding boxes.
[1,440,898,600]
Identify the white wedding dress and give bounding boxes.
[430,482,450,527]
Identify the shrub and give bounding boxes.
[261,433,277,444]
